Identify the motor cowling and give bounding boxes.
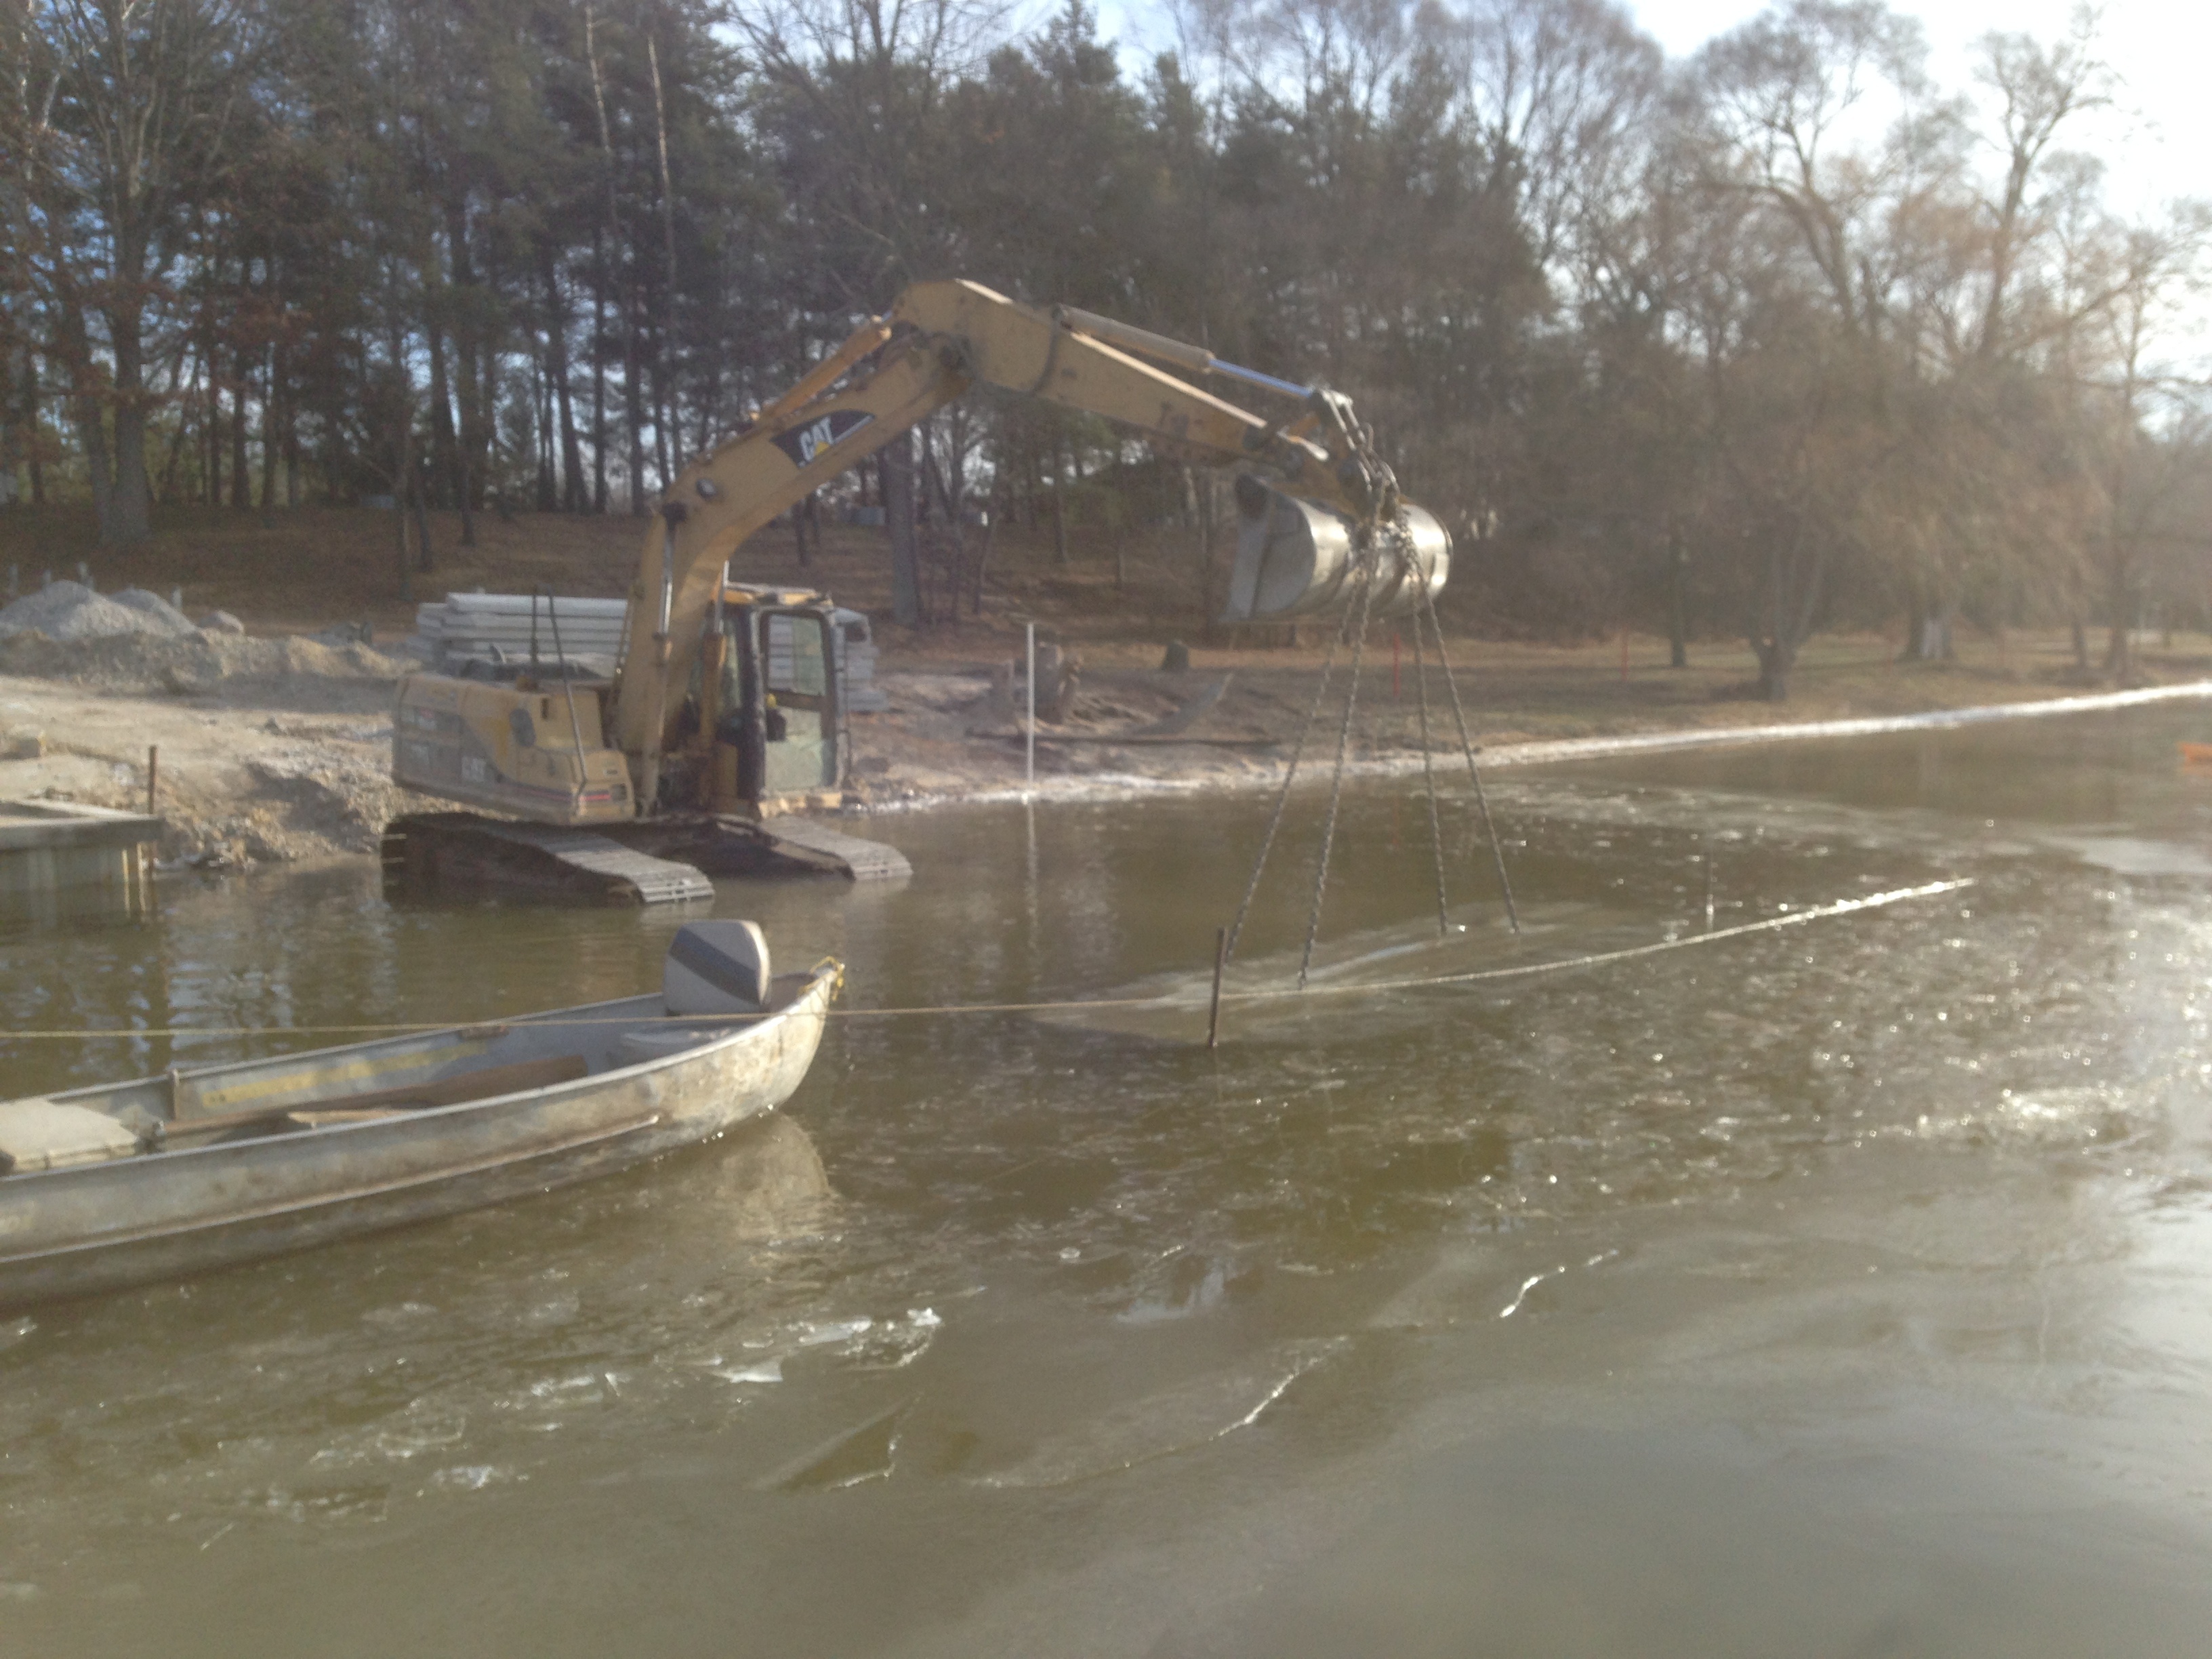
[1219,475,1450,623]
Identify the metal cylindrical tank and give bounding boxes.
[1218,476,1450,623]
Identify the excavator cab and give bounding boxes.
[698,586,843,813]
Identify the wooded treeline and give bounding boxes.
[2,0,2207,691]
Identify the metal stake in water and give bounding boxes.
[1703,842,1716,933]
[1207,924,1227,1049]
[1025,621,1037,790]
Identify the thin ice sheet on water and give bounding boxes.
[1033,901,1639,1044]
[972,1336,1347,1489]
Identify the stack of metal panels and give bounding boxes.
[832,608,888,712]
[406,592,887,711]
[411,594,629,669]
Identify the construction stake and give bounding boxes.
[1207,925,1227,1049]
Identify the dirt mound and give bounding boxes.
[0,626,415,692]
[243,750,415,855]
[0,579,196,640]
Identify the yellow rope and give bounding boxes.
[0,880,1970,1044]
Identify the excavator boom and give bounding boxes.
[609,279,1444,800]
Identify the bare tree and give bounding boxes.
[15,0,255,545]
[2083,210,2212,680]
[1460,0,1662,279]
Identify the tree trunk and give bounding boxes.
[157,351,195,505]
[426,316,457,512]
[2106,553,2133,682]
[447,205,481,546]
[592,228,609,512]
[283,368,302,509]
[971,502,995,617]
[884,429,920,628]
[102,330,150,543]
[625,280,647,514]
[652,344,671,496]
[647,30,682,476]
[229,343,250,510]
[1755,637,1790,702]
[0,344,17,507]
[258,344,276,510]
[1667,538,1689,668]
[204,348,220,507]
[20,348,43,507]
[412,478,434,574]
[395,413,414,601]
[1051,442,1068,565]
[531,344,556,511]
[1902,575,1929,663]
[541,243,584,512]
[1196,468,1216,641]
[55,293,117,542]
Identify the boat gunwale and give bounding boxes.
[0,1110,670,1265]
[2,962,840,1184]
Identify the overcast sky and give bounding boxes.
[1631,1,2198,223]
[1101,2,2200,226]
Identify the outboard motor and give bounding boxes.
[1219,475,1450,623]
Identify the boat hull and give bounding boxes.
[0,967,837,1311]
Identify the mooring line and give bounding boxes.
[0,881,1970,1042]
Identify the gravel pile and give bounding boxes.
[106,587,200,636]
[0,623,415,693]
[0,580,185,640]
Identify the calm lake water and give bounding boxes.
[7,701,2212,1656]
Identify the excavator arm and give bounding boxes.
[615,285,1345,774]
[609,279,1383,786]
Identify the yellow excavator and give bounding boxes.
[384,279,1452,903]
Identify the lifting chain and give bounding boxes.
[1224,606,1346,962]
[1410,602,1450,940]
[1417,575,1520,933]
[1297,532,1384,988]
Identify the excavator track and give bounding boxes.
[383,812,909,903]
[383,814,715,905]
[749,815,912,881]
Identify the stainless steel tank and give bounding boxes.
[1218,476,1450,623]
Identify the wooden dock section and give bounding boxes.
[0,800,162,920]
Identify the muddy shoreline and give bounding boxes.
[5,638,2208,869]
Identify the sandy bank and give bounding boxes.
[5,627,2207,871]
